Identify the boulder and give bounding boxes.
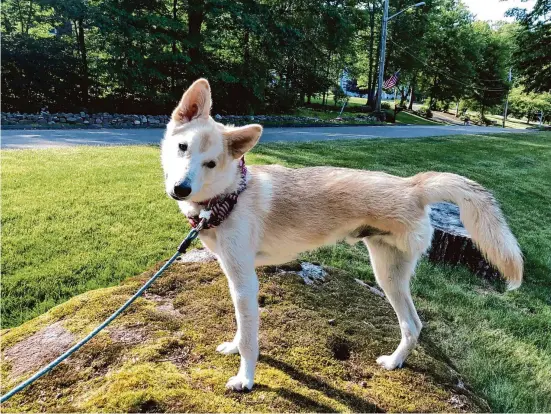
[1,252,488,413]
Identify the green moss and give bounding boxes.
[1,261,488,412]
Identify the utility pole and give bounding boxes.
[503,67,512,128]
[375,1,425,113]
[375,0,390,114]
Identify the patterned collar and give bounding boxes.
[187,157,248,230]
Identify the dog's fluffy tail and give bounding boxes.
[415,172,523,289]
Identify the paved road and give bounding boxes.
[1,125,527,149]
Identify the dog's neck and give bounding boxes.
[178,157,248,229]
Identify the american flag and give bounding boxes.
[383,70,400,90]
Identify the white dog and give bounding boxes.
[161,79,523,391]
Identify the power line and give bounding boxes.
[388,39,508,92]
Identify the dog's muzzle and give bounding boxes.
[171,180,192,200]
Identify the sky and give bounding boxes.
[461,0,536,21]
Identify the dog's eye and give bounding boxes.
[179,143,188,152]
[205,161,216,169]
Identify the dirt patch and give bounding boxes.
[143,292,181,317]
[108,326,148,345]
[3,321,75,378]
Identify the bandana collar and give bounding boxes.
[187,157,248,230]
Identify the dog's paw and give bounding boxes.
[376,354,403,370]
[216,341,239,355]
[225,375,254,392]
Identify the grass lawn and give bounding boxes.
[485,114,546,130]
[395,111,442,125]
[294,106,439,126]
[2,132,550,412]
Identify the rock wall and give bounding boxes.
[1,112,379,129]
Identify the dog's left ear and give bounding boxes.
[172,78,212,123]
[224,124,263,159]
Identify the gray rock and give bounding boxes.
[95,118,102,124]
[66,117,78,124]
[178,248,217,263]
[80,112,86,117]
[134,120,141,125]
[215,114,222,120]
[296,262,326,285]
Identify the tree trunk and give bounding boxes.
[187,0,205,73]
[366,4,375,106]
[400,87,407,106]
[369,29,381,108]
[243,27,250,75]
[77,18,89,106]
[408,78,415,110]
[307,94,311,104]
[25,0,34,35]
[171,0,178,93]
[428,203,501,281]
[455,100,460,117]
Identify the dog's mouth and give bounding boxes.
[168,191,187,201]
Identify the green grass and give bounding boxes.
[294,106,438,126]
[2,132,551,412]
[485,114,542,130]
[395,111,442,125]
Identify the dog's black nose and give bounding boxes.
[173,183,192,199]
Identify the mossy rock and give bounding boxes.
[1,257,489,412]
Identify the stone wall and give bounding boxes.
[1,112,169,128]
[1,112,379,128]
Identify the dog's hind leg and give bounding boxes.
[364,238,422,370]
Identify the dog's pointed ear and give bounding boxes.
[172,78,212,123]
[224,124,263,159]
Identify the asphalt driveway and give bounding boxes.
[1,125,528,149]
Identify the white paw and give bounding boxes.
[225,375,254,392]
[216,341,239,355]
[376,354,403,370]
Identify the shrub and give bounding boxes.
[381,102,391,110]
[331,86,347,106]
[415,106,433,119]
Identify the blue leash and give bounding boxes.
[1,225,203,404]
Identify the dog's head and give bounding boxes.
[161,79,263,202]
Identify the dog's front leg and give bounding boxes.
[218,253,259,391]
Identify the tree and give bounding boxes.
[507,0,551,93]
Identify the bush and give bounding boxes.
[303,102,371,114]
[331,86,347,106]
[264,85,299,114]
[415,106,433,119]
[381,102,391,110]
